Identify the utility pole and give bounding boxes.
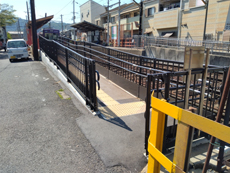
[73,0,76,40]
[61,14,64,36]
[132,0,142,46]
[106,1,118,45]
[138,1,143,47]
[177,0,183,39]
[107,0,110,45]
[26,1,30,22]
[17,19,22,38]
[30,0,39,61]
[203,0,209,41]
[73,0,75,23]
[118,0,120,47]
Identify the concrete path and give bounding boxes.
[0,51,131,172]
[41,51,148,172]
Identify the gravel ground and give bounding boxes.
[0,52,130,173]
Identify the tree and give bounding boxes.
[0,4,17,27]
[7,32,12,39]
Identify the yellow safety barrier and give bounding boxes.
[147,91,230,173]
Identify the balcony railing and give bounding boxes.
[127,16,139,23]
[153,8,179,29]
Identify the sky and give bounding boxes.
[0,0,133,24]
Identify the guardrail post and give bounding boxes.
[162,73,170,153]
[89,43,92,59]
[55,41,58,63]
[84,42,86,57]
[144,75,152,156]
[138,56,143,98]
[153,58,156,73]
[139,56,142,86]
[92,61,98,111]
[108,48,110,70]
[55,42,59,69]
[216,89,230,172]
[65,48,70,82]
[88,61,96,110]
[211,43,214,54]
[85,59,89,106]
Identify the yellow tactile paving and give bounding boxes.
[107,101,146,117]
[97,89,119,106]
[97,89,146,118]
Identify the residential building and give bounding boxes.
[95,2,140,42]
[143,0,230,41]
[80,0,106,24]
[79,0,230,44]
[181,0,230,41]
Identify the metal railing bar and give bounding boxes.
[64,41,167,74]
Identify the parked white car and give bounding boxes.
[7,39,29,62]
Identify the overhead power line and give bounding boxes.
[54,0,72,16]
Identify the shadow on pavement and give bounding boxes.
[9,58,33,63]
[97,101,133,131]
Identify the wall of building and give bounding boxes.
[143,1,180,36]
[153,8,179,30]
[143,0,159,36]
[180,6,206,40]
[142,0,229,40]
[80,0,105,24]
[206,0,229,39]
[91,0,106,24]
[95,16,101,26]
[180,0,230,40]
[80,1,91,22]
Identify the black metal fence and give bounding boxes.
[55,37,229,152]
[57,37,188,99]
[39,36,98,111]
[144,66,229,154]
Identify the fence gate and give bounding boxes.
[144,65,228,154]
[147,91,230,173]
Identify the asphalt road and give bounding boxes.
[0,51,129,173]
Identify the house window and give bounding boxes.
[123,14,129,19]
[148,7,155,16]
[96,20,99,25]
[81,13,83,19]
[226,23,230,30]
[111,17,115,23]
[145,7,155,17]
[87,10,89,18]
[134,12,139,17]
[103,18,107,24]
